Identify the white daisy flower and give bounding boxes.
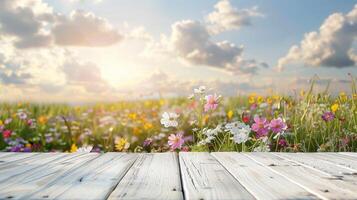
[160,112,179,128]
[76,145,93,153]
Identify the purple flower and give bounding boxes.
[251,116,269,138]
[322,111,335,122]
[278,138,288,147]
[143,138,153,147]
[269,117,287,134]
[18,112,27,120]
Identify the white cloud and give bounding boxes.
[0,0,54,48]
[207,0,262,34]
[0,0,122,48]
[167,20,267,74]
[53,10,122,46]
[277,5,357,70]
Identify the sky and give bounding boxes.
[0,0,356,102]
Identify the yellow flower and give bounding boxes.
[331,103,339,113]
[257,96,264,104]
[144,122,153,130]
[248,96,255,104]
[25,143,32,148]
[38,116,48,125]
[266,97,273,104]
[273,95,280,101]
[70,144,78,153]
[115,138,130,151]
[159,99,165,106]
[227,110,233,120]
[0,120,3,126]
[133,127,142,136]
[202,114,209,125]
[128,113,137,120]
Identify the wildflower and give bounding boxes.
[168,132,185,150]
[0,120,2,126]
[259,103,268,108]
[70,144,78,153]
[4,118,12,125]
[322,111,335,122]
[250,103,257,110]
[38,116,47,125]
[160,112,179,128]
[2,130,12,139]
[251,116,269,138]
[269,117,287,134]
[257,96,264,105]
[226,122,251,144]
[278,138,288,147]
[115,138,130,151]
[77,145,93,153]
[253,145,270,152]
[204,94,220,112]
[143,138,153,147]
[17,112,27,120]
[331,103,339,113]
[242,114,250,124]
[227,110,234,120]
[181,146,190,152]
[248,95,255,104]
[45,133,53,143]
[194,86,206,94]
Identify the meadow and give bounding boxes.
[0,78,356,153]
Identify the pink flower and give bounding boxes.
[2,130,12,139]
[269,117,287,133]
[204,94,220,112]
[181,146,190,152]
[168,132,185,150]
[251,116,269,138]
[322,111,335,122]
[278,138,288,147]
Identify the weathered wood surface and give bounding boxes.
[0,152,355,200]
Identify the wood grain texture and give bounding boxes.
[0,153,65,183]
[274,153,357,186]
[212,152,317,200]
[311,153,357,171]
[0,153,98,199]
[0,152,39,164]
[108,153,183,200]
[246,152,357,199]
[179,152,254,200]
[339,152,357,158]
[25,153,138,200]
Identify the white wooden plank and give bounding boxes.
[212,152,317,200]
[274,153,357,185]
[108,153,183,200]
[339,152,357,158]
[179,152,254,200]
[0,153,39,164]
[0,153,98,199]
[312,153,357,171]
[246,153,357,199]
[0,153,66,183]
[26,153,138,200]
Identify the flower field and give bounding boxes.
[1,80,356,153]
